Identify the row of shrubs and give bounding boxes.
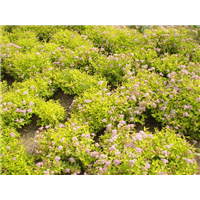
[1,25,199,175]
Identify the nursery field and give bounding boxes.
[1,25,200,175]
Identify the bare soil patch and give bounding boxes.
[135,116,162,133]
[1,73,15,86]
[18,115,39,154]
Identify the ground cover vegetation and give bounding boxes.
[0,25,200,175]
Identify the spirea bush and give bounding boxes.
[1,77,65,128]
[2,51,52,80]
[0,81,8,94]
[86,124,198,175]
[1,127,35,175]
[52,68,108,95]
[32,121,96,175]
[11,31,40,52]
[151,63,200,139]
[51,29,93,50]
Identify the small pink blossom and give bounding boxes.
[145,162,150,169]
[135,147,142,153]
[27,108,32,113]
[10,133,15,137]
[98,81,104,85]
[158,172,167,175]
[183,112,189,117]
[184,158,193,164]
[29,101,34,106]
[161,158,168,164]
[55,156,60,162]
[58,145,63,150]
[73,137,77,141]
[45,125,50,129]
[114,159,121,166]
[66,169,70,173]
[58,124,65,128]
[36,162,43,167]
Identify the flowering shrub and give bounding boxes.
[52,68,108,95]
[48,45,101,74]
[150,53,190,75]
[33,99,66,127]
[2,50,52,80]
[2,25,67,42]
[10,31,40,52]
[1,91,66,129]
[1,127,35,175]
[86,124,198,175]
[11,70,56,99]
[0,81,8,94]
[1,89,37,129]
[32,121,96,175]
[90,53,133,85]
[66,25,88,34]
[151,63,200,139]
[83,26,149,54]
[1,76,65,128]
[145,27,200,57]
[51,29,93,50]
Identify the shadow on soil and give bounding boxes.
[135,116,162,133]
[93,127,106,143]
[1,73,15,86]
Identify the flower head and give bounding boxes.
[10,133,15,137]
[66,169,70,173]
[55,156,60,162]
[27,108,32,113]
[58,145,63,150]
[161,158,168,164]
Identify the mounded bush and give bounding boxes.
[51,29,93,50]
[1,127,35,175]
[87,124,198,175]
[31,122,198,175]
